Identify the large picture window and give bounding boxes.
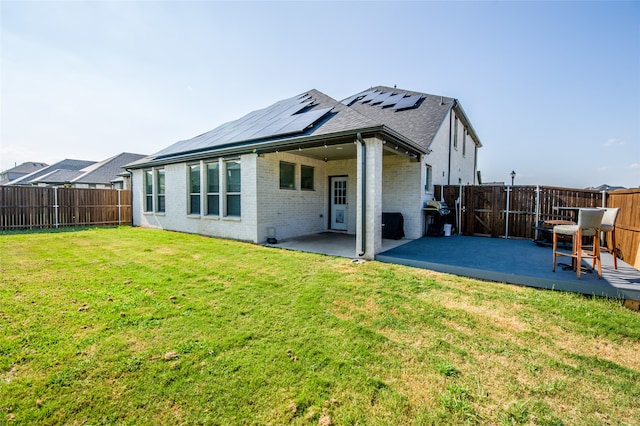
[144,170,153,212]
[226,161,241,216]
[156,169,165,213]
[188,164,201,215]
[301,165,314,190]
[206,162,219,216]
[279,162,295,189]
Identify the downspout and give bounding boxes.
[447,105,454,185]
[126,169,134,226]
[356,133,366,257]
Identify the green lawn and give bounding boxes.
[1,227,638,425]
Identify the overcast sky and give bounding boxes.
[1,1,639,188]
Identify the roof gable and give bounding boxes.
[343,86,456,150]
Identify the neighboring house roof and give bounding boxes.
[6,153,146,186]
[0,161,49,185]
[70,152,146,185]
[31,169,85,184]
[1,161,49,177]
[586,184,626,191]
[7,159,96,185]
[128,86,480,169]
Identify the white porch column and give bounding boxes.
[356,136,383,259]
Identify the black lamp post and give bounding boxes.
[510,170,516,186]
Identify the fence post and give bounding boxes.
[117,189,122,225]
[54,187,59,228]
[535,185,541,241]
[457,184,463,235]
[505,185,511,239]
[602,190,607,208]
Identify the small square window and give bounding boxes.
[280,162,295,189]
[301,165,314,190]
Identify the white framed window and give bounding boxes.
[144,169,153,212]
[453,117,459,150]
[463,130,467,157]
[301,165,314,190]
[226,160,241,216]
[425,164,432,191]
[156,169,165,213]
[206,162,219,216]
[279,161,295,189]
[188,164,201,215]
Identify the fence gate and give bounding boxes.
[464,185,504,238]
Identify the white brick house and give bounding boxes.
[126,86,481,259]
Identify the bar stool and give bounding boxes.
[596,208,619,270]
[552,208,605,279]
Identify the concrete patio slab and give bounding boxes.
[266,232,640,302]
[377,235,640,302]
[265,232,410,258]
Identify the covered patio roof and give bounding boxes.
[267,233,640,303]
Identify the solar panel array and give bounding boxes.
[341,89,423,111]
[154,94,333,158]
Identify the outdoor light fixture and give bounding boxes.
[511,170,516,185]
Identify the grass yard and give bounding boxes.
[1,227,639,425]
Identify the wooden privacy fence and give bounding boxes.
[435,185,639,267]
[0,186,132,231]
[606,189,640,269]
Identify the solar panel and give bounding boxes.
[369,92,393,105]
[341,89,376,106]
[341,94,363,106]
[275,107,333,136]
[153,94,331,158]
[392,94,423,110]
[379,93,405,107]
[358,90,381,104]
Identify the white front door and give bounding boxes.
[330,176,348,230]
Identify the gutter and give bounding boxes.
[356,132,366,257]
[126,125,425,170]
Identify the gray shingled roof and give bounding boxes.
[31,169,84,184]
[344,86,458,151]
[71,152,146,184]
[342,86,482,149]
[129,86,481,169]
[149,89,378,161]
[7,159,96,185]
[2,162,48,175]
